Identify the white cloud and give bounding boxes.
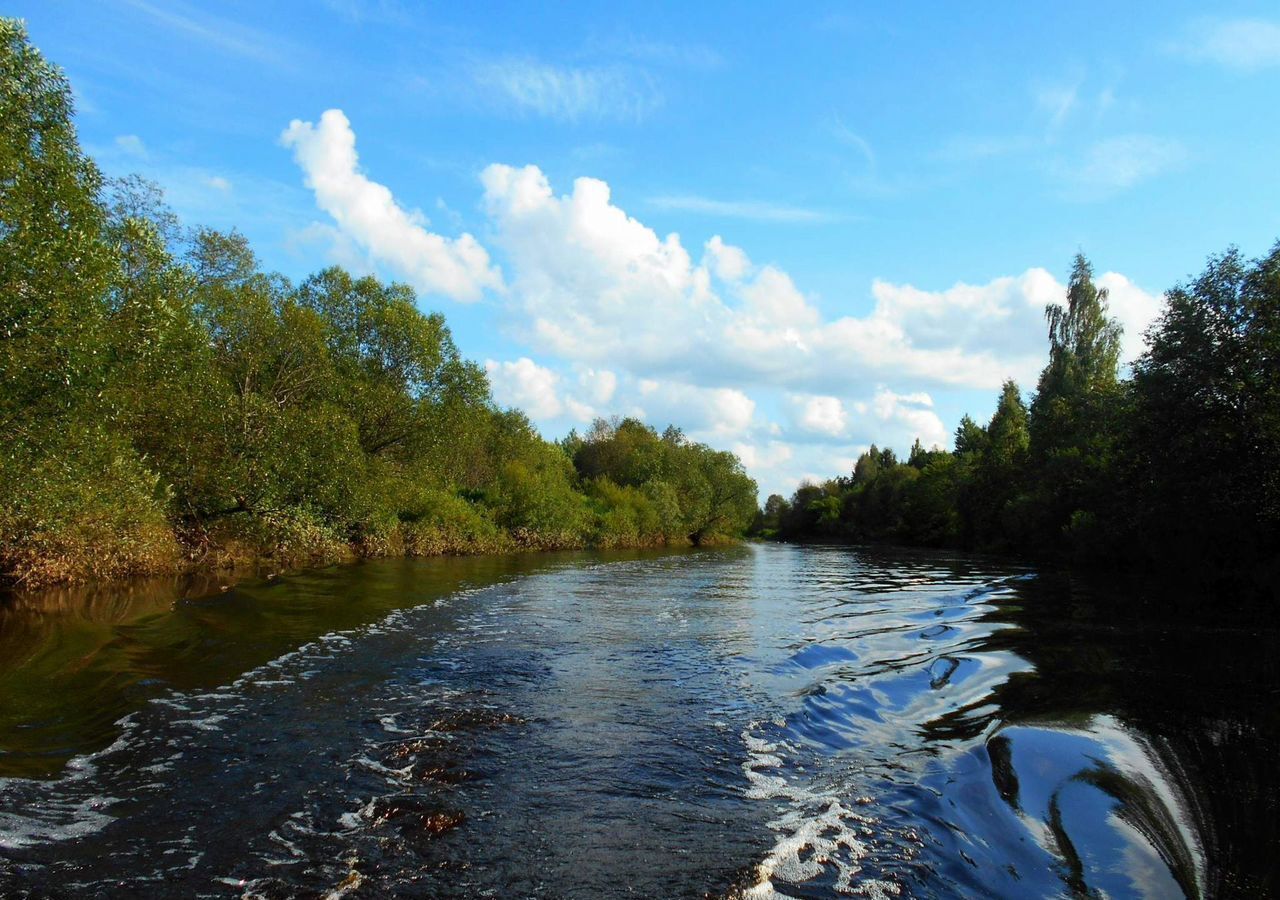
[1099,271,1163,366]
[281,109,503,302]
[704,235,750,281]
[287,221,377,277]
[485,357,566,420]
[115,134,147,158]
[732,440,794,472]
[648,195,840,223]
[1177,18,1280,70]
[791,394,848,437]
[483,359,628,426]
[831,118,876,170]
[204,175,232,192]
[869,388,948,450]
[575,367,618,406]
[473,58,660,122]
[635,380,757,437]
[480,162,1099,394]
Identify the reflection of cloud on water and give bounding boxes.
[985,714,1207,899]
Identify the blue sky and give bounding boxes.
[16,1,1280,498]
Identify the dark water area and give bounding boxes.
[0,545,1275,898]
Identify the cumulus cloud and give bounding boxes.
[575,367,618,406]
[1098,271,1164,366]
[485,357,567,420]
[635,379,757,437]
[485,358,632,425]
[281,109,503,301]
[704,235,750,282]
[731,440,794,472]
[790,394,848,437]
[472,58,661,122]
[480,161,1163,399]
[866,388,948,450]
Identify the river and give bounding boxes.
[0,544,1274,897]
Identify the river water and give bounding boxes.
[0,544,1274,898]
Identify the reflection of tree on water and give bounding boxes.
[934,572,1278,897]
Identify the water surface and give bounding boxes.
[0,544,1274,897]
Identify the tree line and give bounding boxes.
[758,248,1280,596]
[0,21,758,588]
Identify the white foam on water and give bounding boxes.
[173,713,229,733]
[739,720,887,898]
[352,755,413,784]
[0,794,120,850]
[378,714,414,734]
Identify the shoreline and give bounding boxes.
[0,525,736,598]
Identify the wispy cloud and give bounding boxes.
[472,58,661,122]
[935,77,1121,167]
[648,194,844,223]
[827,117,914,196]
[114,134,148,159]
[587,34,724,70]
[932,134,1039,162]
[1055,135,1187,198]
[320,0,411,26]
[119,0,291,66]
[1034,80,1081,135]
[1173,17,1280,70]
[830,118,876,170]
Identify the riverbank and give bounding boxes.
[1,508,736,594]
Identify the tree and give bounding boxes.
[1130,244,1280,583]
[1026,254,1127,555]
[1036,253,1123,405]
[954,415,988,456]
[0,19,115,430]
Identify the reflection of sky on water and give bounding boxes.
[0,543,1273,897]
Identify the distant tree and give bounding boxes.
[954,414,988,456]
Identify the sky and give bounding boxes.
[15,1,1280,499]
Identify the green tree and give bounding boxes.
[1130,244,1280,583]
[1027,254,1127,555]
[0,19,115,429]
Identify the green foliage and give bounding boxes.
[1129,243,1280,583]
[764,249,1280,596]
[0,24,759,588]
[0,20,115,429]
[571,418,757,545]
[0,422,177,586]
